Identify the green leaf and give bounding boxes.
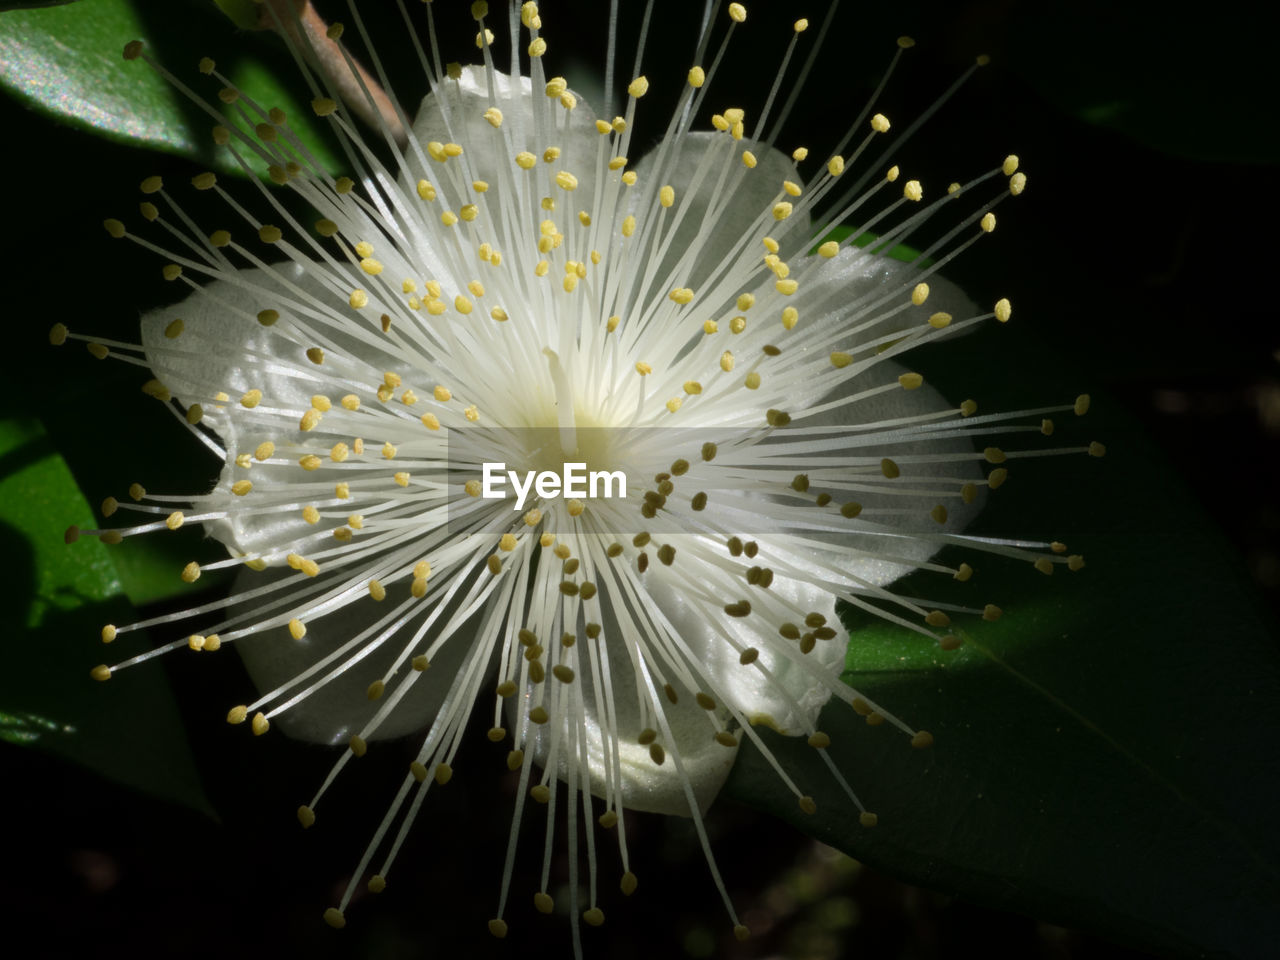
[811,225,927,265]
[0,417,212,815]
[724,326,1280,958]
[0,0,343,176]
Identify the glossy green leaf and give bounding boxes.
[724,326,1280,958]
[0,417,212,815]
[0,0,342,176]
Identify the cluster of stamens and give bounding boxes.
[53,1,1101,953]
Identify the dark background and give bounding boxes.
[2,1,1277,958]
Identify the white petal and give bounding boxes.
[141,263,429,564]
[519,605,738,817]
[232,569,477,745]
[140,266,320,442]
[400,66,600,223]
[796,245,979,343]
[630,134,809,295]
[646,556,845,736]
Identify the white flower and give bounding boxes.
[58,0,1099,950]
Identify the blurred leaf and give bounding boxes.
[725,324,1280,958]
[0,0,343,176]
[212,0,259,31]
[0,417,212,815]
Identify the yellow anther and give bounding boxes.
[251,712,270,736]
[299,454,322,471]
[981,212,997,232]
[669,287,694,305]
[794,18,809,31]
[627,76,649,98]
[925,610,951,628]
[208,229,231,248]
[288,618,307,640]
[1010,172,1027,196]
[742,150,758,168]
[349,289,369,309]
[994,298,1012,323]
[798,796,817,815]
[955,562,974,582]
[475,28,494,47]
[528,36,547,57]
[1089,441,1107,458]
[899,372,924,390]
[236,389,262,409]
[728,3,747,22]
[231,479,253,497]
[827,155,845,177]
[688,65,706,87]
[929,311,952,329]
[775,278,798,295]
[792,146,809,161]
[904,180,923,201]
[659,185,675,207]
[772,201,793,220]
[141,379,170,401]
[984,447,1007,464]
